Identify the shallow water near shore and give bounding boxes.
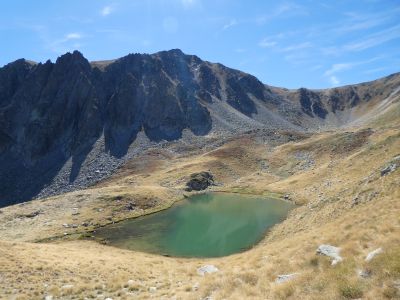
[94,192,294,257]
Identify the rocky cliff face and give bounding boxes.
[0,49,398,205]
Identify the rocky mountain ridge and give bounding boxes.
[0,49,398,205]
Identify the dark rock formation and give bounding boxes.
[289,88,328,119]
[0,49,398,206]
[185,172,214,191]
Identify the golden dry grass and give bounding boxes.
[0,112,399,299]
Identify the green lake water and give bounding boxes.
[94,192,294,257]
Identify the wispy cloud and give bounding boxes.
[65,33,82,40]
[324,63,354,76]
[273,2,308,17]
[334,17,388,34]
[324,56,384,79]
[344,24,400,51]
[254,2,308,25]
[329,75,340,86]
[222,19,238,31]
[235,48,246,53]
[363,67,389,74]
[101,5,115,16]
[47,32,84,54]
[282,42,312,52]
[181,0,200,9]
[258,38,277,48]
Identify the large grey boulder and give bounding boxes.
[185,171,214,191]
[197,265,219,276]
[317,244,343,265]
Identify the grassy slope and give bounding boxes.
[0,104,399,299]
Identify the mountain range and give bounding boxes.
[0,49,399,205]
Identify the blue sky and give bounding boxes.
[1,0,399,88]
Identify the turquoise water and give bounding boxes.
[94,193,294,257]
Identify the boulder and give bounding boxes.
[275,273,298,283]
[381,163,398,176]
[381,156,400,176]
[365,248,383,262]
[358,269,371,278]
[185,172,214,191]
[61,284,74,289]
[316,244,343,265]
[197,265,219,276]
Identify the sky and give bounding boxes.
[1,0,399,89]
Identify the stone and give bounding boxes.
[352,196,360,206]
[61,284,74,289]
[316,244,343,265]
[197,265,219,276]
[44,296,53,300]
[185,172,214,192]
[381,163,397,176]
[148,286,157,293]
[125,202,136,211]
[19,210,41,218]
[365,248,383,262]
[127,279,134,286]
[192,282,199,291]
[275,273,298,283]
[358,269,371,278]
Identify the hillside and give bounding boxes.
[0,50,399,205]
[0,50,399,300]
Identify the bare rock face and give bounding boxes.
[0,49,398,206]
[1,49,294,205]
[296,88,328,119]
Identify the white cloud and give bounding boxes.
[323,56,384,79]
[324,63,354,76]
[274,2,307,17]
[335,18,387,34]
[65,33,82,40]
[364,67,388,74]
[282,42,312,52]
[253,3,307,25]
[181,0,199,8]
[235,48,246,53]
[47,32,84,54]
[258,38,277,48]
[343,24,400,52]
[222,19,238,31]
[101,5,114,16]
[329,75,340,86]
[310,64,323,71]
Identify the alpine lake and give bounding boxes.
[94,192,294,257]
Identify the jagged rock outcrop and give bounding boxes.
[185,172,214,192]
[0,49,398,205]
